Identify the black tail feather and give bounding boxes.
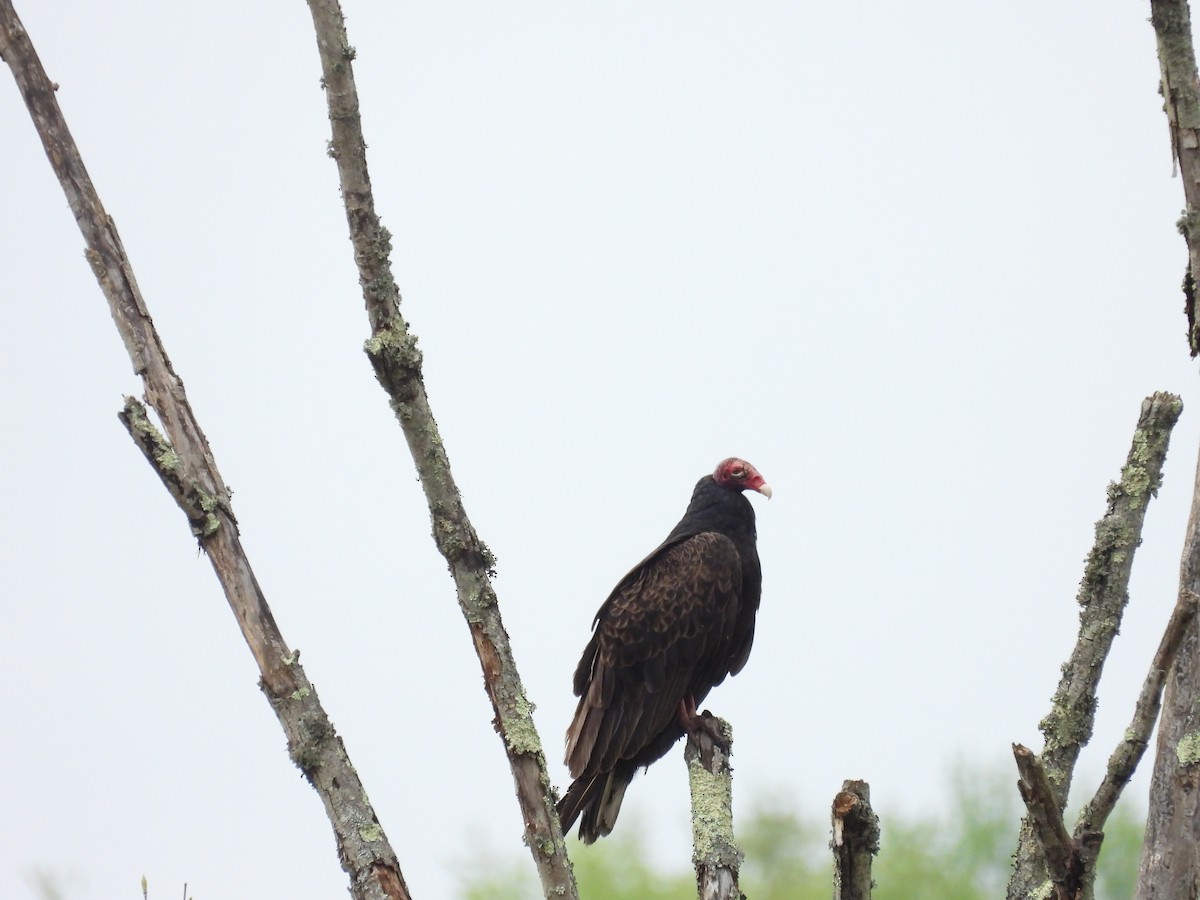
[558,764,636,843]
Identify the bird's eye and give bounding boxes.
[732,467,745,478]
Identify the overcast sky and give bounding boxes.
[3,2,1198,898]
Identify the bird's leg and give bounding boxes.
[677,695,730,751]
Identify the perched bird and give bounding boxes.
[559,457,771,843]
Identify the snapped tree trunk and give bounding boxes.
[685,716,743,900]
[831,780,879,900]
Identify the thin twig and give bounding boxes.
[831,780,879,900]
[685,716,743,900]
[1007,392,1182,899]
[302,2,578,897]
[0,6,411,899]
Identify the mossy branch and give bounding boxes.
[1007,392,1182,899]
[119,397,223,539]
[0,5,411,899]
[303,2,577,897]
[685,716,743,900]
[1038,392,1180,791]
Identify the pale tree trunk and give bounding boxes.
[1135,436,1200,898]
[303,1,579,895]
[686,716,744,900]
[1137,1,1200,895]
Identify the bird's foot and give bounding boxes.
[677,696,730,752]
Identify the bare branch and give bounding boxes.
[1065,590,1200,899]
[1133,5,1200,894]
[302,2,577,896]
[1148,0,1200,354]
[1013,744,1083,900]
[1077,589,1200,835]
[831,780,879,900]
[1006,392,1182,897]
[0,5,412,899]
[1040,391,1182,790]
[685,716,743,900]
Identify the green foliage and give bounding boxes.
[737,797,829,900]
[873,764,1016,900]
[456,764,1146,899]
[1092,800,1145,899]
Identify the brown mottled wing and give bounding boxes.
[565,531,743,779]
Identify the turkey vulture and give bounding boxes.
[559,457,770,843]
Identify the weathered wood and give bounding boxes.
[303,2,578,897]
[685,716,743,900]
[1149,0,1200,354]
[1008,393,1182,899]
[0,5,411,899]
[1075,588,1199,846]
[831,780,879,900]
[1013,744,1080,900]
[1136,446,1200,898]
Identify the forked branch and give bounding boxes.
[0,4,410,899]
[1007,392,1182,899]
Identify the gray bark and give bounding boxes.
[0,5,411,899]
[1135,442,1200,898]
[303,2,579,897]
[831,780,879,900]
[1137,2,1200,893]
[1008,393,1182,899]
[685,716,743,900]
[1149,0,1200,355]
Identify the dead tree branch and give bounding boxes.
[1136,446,1200,897]
[1008,392,1182,899]
[302,2,578,897]
[1013,744,1085,900]
[1137,5,1200,895]
[1072,588,1200,899]
[1148,0,1200,354]
[0,4,410,899]
[1078,589,1200,833]
[685,716,743,900]
[831,780,879,900]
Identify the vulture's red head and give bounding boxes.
[713,457,772,499]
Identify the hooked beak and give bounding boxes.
[756,482,773,500]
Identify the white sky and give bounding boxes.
[2,2,1197,898]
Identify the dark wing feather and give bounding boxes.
[564,531,743,780]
